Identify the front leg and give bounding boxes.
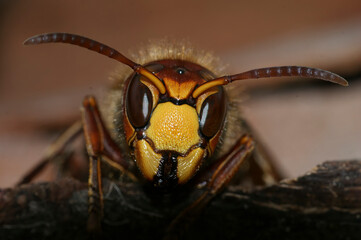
[81,96,136,232]
[165,134,254,239]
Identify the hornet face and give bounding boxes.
[123,59,227,188]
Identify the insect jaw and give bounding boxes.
[134,139,207,189]
[152,152,180,189]
[152,148,207,188]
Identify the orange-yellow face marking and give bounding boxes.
[163,77,198,100]
[177,148,205,184]
[146,102,200,154]
[134,138,206,183]
[134,140,162,181]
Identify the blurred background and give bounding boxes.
[1,0,361,187]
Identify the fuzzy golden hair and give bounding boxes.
[131,39,225,75]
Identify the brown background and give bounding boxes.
[1,0,361,187]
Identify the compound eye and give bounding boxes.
[126,73,153,128]
[199,87,227,138]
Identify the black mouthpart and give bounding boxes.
[152,152,179,190]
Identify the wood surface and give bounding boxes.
[1,160,360,239]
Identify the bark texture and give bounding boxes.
[1,160,361,240]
